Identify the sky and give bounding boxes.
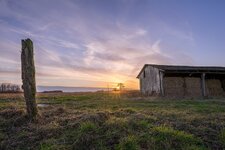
[0,0,225,89]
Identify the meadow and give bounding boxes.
[0,91,225,150]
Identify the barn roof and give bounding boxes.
[137,64,225,78]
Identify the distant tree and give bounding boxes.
[0,83,21,93]
[117,83,125,91]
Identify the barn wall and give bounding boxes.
[139,66,161,95]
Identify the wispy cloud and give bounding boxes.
[0,0,196,88]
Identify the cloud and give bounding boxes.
[82,25,173,79]
[159,20,194,43]
[136,28,147,36]
[0,0,195,88]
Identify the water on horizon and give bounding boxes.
[37,86,112,93]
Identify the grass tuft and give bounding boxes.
[79,121,97,133]
[116,135,140,150]
[219,128,225,146]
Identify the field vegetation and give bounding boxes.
[0,91,225,149]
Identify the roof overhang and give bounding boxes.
[136,64,225,78]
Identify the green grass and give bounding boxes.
[219,128,225,146]
[79,121,97,133]
[0,92,225,149]
[150,126,204,150]
[116,135,140,150]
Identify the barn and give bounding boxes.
[137,64,225,98]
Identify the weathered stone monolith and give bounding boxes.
[21,39,38,120]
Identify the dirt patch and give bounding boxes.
[0,108,25,119]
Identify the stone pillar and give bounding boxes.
[21,39,38,120]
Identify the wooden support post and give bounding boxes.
[140,78,143,93]
[21,39,38,120]
[159,71,164,96]
[183,77,187,97]
[221,79,225,91]
[201,73,206,98]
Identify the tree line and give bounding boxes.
[0,83,22,93]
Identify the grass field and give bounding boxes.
[0,91,225,150]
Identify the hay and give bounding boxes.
[164,77,202,98]
[206,79,224,96]
[164,77,185,97]
[164,76,225,97]
[164,77,184,87]
[184,77,202,97]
